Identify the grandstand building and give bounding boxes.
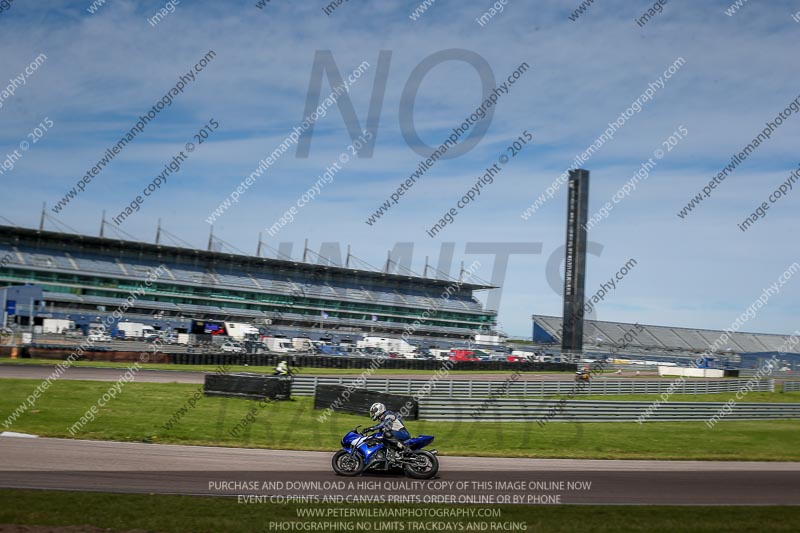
[0,225,497,343]
[532,314,800,369]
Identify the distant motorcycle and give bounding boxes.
[332,426,439,479]
[575,370,590,382]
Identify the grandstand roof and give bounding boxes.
[0,225,495,291]
[532,314,798,355]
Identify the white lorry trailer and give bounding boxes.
[357,336,417,357]
[42,318,74,334]
[224,322,260,341]
[291,337,314,352]
[263,337,297,353]
[177,333,194,345]
[116,322,155,339]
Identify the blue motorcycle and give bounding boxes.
[332,426,439,479]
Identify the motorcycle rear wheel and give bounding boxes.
[332,450,364,476]
[403,451,439,479]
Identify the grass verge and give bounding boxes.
[1,378,799,460]
[1,490,799,533]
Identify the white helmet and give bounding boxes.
[369,402,386,421]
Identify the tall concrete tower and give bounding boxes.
[561,169,590,362]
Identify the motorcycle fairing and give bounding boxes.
[404,435,434,450]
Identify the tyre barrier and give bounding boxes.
[168,352,575,372]
[26,346,170,363]
[313,384,419,420]
[204,373,292,401]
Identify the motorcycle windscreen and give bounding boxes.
[404,435,434,449]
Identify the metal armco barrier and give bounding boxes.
[289,376,774,397]
[783,381,800,392]
[419,398,800,422]
[167,352,574,372]
[314,385,419,419]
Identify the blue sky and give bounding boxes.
[1,0,799,337]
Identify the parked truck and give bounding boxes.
[291,337,314,352]
[116,322,156,340]
[224,321,260,341]
[263,337,297,353]
[177,333,195,346]
[357,336,417,357]
[42,318,75,334]
[429,349,451,361]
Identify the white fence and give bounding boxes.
[293,376,773,397]
[420,398,800,422]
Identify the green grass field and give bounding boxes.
[1,490,799,532]
[2,378,799,460]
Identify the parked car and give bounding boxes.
[449,349,479,362]
[430,349,451,361]
[358,347,387,358]
[316,344,348,356]
[221,341,245,354]
[470,350,492,361]
[87,332,112,342]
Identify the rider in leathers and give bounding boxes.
[274,360,289,376]
[365,402,411,456]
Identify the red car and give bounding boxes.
[449,349,479,362]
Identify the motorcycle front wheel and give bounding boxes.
[332,450,364,476]
[403,451,439,479]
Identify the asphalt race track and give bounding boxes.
[0,363,655,383]
[0,436,798,505]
